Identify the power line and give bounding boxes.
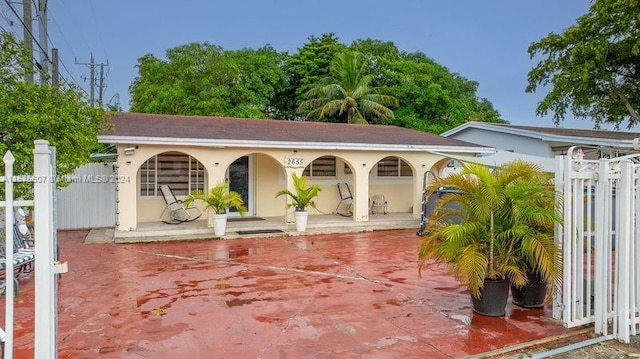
[58,0,91,54]
[87,0,108,60]
[48,10,76,60]
[3,0,50,65]
[1,20,90,98]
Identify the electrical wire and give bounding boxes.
[48,10,77,60]
[58,0,92,54]
[0,19,90,98]
[2,0,50,63]
[87,0,108,61]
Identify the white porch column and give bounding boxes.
[352,164,369,222]
[204,163,227,226]
[284,167,304,223]
[116,158,138,231]
[413,169,426,220]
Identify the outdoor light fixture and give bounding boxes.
[214,162,219,166]
[124,147,136,156]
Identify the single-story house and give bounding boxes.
[98,113,492,232]
[442,122,640,161]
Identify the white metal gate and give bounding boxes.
[56,163,116,229]
[556,147,640,343]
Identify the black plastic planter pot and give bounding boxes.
[511,272,548,309]
[471,278,510,316]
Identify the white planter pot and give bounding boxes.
[212,213,228,236]
[294,211,308,232]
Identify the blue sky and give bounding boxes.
[5,1,595,128]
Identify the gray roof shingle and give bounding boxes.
[102,112,484,148]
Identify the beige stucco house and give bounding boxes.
[98,113,492,232]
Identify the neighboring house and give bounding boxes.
[442,122,640,166]
[98,113,492,232]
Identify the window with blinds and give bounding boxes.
[377,156,412,177]
[303,156,336,177]
[139,152,205,196]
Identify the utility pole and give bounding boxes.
[76,53,108,106]
[37,0,48,86]
[22,0,34,83]
[51,48,59,86]
[98,62,105,104]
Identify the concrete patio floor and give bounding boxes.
[2,229,584,358]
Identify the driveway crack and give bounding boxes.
[258,297,312,359]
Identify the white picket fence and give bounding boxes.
[1,140,65,359]
[556,147,640,343]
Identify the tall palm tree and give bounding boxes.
[298,51,399,124]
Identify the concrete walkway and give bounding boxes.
[3,229,583,358]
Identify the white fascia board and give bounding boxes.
[441,122,638,148]
[97,135,494,154]
[440,122,478,137]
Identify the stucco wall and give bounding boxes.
[255,153,286,217]
[448,128,553,157]
[369,182,414,213]
[114,143,454,230]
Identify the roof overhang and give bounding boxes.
[442,122,638,148]
[98,135,494,154]
[426,149,557,172]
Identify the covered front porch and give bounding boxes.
[111,213,418,243]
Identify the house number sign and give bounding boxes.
[285,156,305,168]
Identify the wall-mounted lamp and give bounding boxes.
[293,149,298,154]
[422,164,426,168]
[214,162,219,166]
[362,163,366,167]
[124,147,136,156]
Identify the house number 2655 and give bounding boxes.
[285,157,305,167]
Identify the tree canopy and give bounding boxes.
[129,42,288,118]
[0,32,106,196]
[129,33,505,132]
[527,0,640,129]
[298,51,399,124]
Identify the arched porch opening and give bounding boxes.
[299,155,355,216]
[226,152,286,218]
[368,155,415,214]
[136,151,207,223]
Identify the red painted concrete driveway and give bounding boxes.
[4,229,574,358]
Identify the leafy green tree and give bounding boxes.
[298,51,399,124]
[286,33,347,103]
[386,52,503,133]
[129,42,287,118]
[0,32,106,196]
[527,0,640,129]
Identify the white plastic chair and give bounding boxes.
[370,194,388,215]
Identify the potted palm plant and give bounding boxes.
[275,173,321,231]
[184,181,247,236]
[418,160,560,316]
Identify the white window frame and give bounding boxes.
[139,152,205,197]
[376,156,412,178]
[303,156,337,178]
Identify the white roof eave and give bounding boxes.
[97,135,495,154]
[442,122,638,148]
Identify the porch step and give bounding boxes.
[113,213,419,243]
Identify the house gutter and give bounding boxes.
[442,122,637,148]
[97,135,494,154]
